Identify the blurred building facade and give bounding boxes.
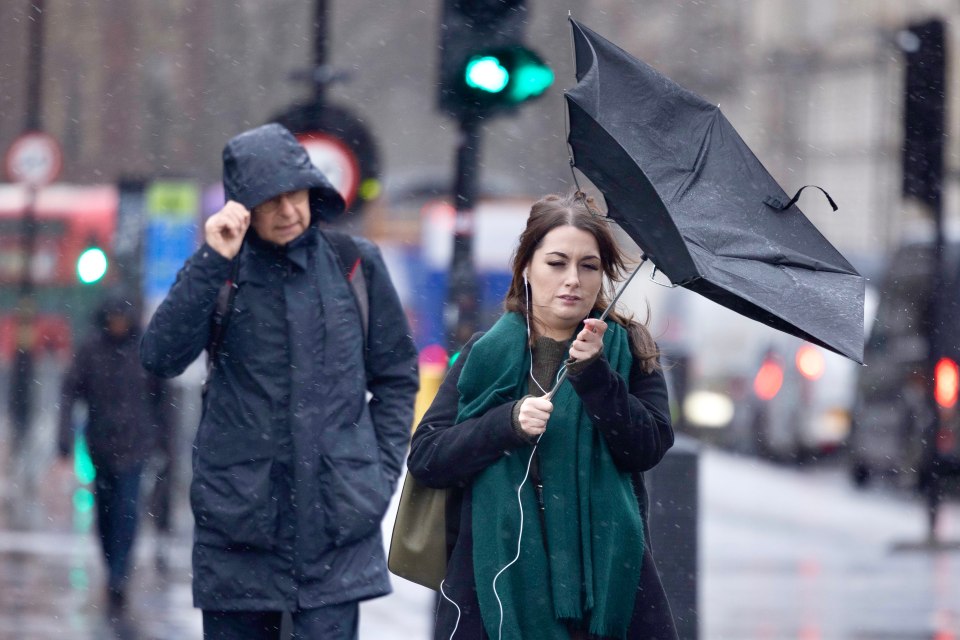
[0,0,957,255]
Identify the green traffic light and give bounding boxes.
[459,46,553,108]
[77,247,108,284]
[465,56,510,93]
[510,58,555,103]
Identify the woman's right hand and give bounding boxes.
[518,395,553,438]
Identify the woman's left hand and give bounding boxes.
[569,318,606,362]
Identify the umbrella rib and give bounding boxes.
[705,252,860,276]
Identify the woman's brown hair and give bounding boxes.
[504,191,659,372]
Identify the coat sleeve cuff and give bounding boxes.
[177,243,235,293]
[511,397,539,443]
[565,352,609,390]
[565,352,600,376]
[193,243,234,274]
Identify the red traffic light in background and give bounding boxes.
[935,357,959,409]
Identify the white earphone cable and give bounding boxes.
[525,274,565,396]
[443,274,550,639]
[439,579,461,640]
[492,436,541,640]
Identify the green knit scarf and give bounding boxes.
[458,312,643,640]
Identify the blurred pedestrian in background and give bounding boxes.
[140,123,418,640]
[57,293,172,614]
[8,298,37,455]
[408,191,678,639]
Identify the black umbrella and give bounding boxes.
[564,19,865,364]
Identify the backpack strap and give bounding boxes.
[203,230,371,396]
[320,229,370,343]
[203,258,240,397]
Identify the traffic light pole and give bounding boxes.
[445,116,482,352]
[10,0,46,452]
[900,18,949,545]
[20,0,44,296]
[925,192,945,543]
[312,0,328,108]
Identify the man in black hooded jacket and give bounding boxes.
[140,123,418,639]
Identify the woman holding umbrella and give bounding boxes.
[408,191,678,640]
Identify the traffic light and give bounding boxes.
[76,246,108,284]
[900,18,946,210]
[438,0,554,119]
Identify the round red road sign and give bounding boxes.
[296,132,360,208]
[4,131,62,186]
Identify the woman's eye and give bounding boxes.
[583,263,600,271]
[547,261,565,268]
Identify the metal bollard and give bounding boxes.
[648,434,700,640]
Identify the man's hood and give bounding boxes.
[222,123,346,222]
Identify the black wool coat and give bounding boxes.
[408,332,679,640]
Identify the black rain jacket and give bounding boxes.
[140,125,418,611]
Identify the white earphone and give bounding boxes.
[523,271,531,339]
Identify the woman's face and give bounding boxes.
[526,225,603,340]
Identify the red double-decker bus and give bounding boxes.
[0,184,117,362]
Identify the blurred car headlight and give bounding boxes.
[683,390,735,428]
[814,408,851,443]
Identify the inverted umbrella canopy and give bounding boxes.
[565,19,865,363]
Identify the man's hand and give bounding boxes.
[518,395,553,438]
[205,201,251,259]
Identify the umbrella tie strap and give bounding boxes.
[764,185,838,212]
[570,168,608,221]
[570,176,607,220]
